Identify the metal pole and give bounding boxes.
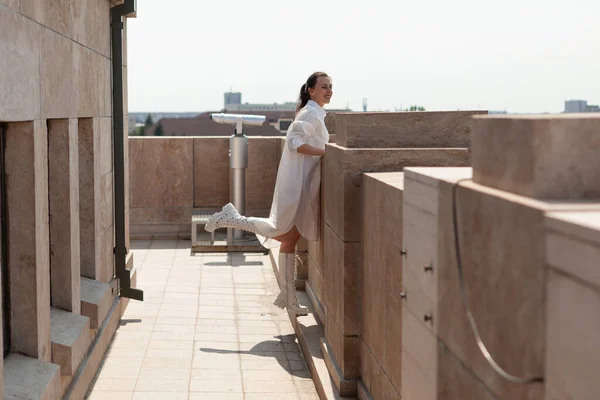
[229,119,248,241]
[111,0,142,301]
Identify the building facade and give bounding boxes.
[0,1,137,398]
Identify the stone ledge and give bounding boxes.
[4,354,60,400]
[80,277,113,329]
[321,338,359,398]
[63,298,122,400]
[306,281,326,328]
[50,308,91,376]
[290,292,356,400]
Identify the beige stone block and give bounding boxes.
[4,354,60,400]
[360,340,372,393]
[472,114,600,199]
[327,110,485,149]
[194,137,229,207]
[22,0,72,37]
[402,202,438,333]
[73,43,105,117]
[50,308,91,376]
[99,117,113,175]
[41,27,74,118]
[545,211,600,289]
[72,0,111,56]
[48,118,81,312]
[0,8,41,121]
[131,207,192,226]
[402,304,438,388]
[80,277,113,329]
[401,346,436,400]
[79,118,99,279]
[5,120,51,361]
[246,137,280,211]
[98,172,114,233]
[437,180,547,399]
[323,143,469,242]
[361,172,404,391]
[545,270,600,400]
[437,342,498,400]
[323,224,360,336]
[19,0,44,23]
[0,0,19,10]
[97,225,115,283]
[325,312,360,380]
[130,138,194,208]
[369,354,400,400]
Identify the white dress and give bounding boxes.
[249,100,329,248]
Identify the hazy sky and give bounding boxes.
[127,0,599,114]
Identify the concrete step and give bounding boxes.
[50,308,91,376]
[80,278,113,329]
[4,354,60,400]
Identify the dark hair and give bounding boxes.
[296,72,329,113]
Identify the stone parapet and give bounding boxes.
[326,110,486,148]
[471,114,600,199]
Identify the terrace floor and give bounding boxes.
[85,239,319,400]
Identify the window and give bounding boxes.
[279,120,292,131]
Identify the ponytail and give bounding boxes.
[296,71,329,113]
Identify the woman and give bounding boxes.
[205,71,333,315]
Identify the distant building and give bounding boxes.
[564,100,599,113]
[144,110,292,136]
[224,92,297,112]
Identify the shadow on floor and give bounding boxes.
[199,334,309,378]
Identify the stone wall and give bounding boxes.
[345,114,600,400]
[307,111,479,397]
[129,136,283,238]
[0,1,134,398]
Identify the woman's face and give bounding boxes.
[309,77,333,107]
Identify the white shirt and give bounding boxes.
[250,100,329,247]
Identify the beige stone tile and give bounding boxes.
[96,365,142,380]
[243,379,298,393]
[191,369,241,380]
[193,333,238,343]
[92,378,137,391]
[189,379,243,392]
[100,357,144,370]
[188,393,243,400]
[105,346,148,358]
[192,353,240,370]
[196,306,235,314]
[145,348,194,360]
[151,331,195,341]
[239,351,287,361]
[244,395,299,400]
[238,334,283,343]
[87,391,134,400]
[239,342,285,352]
[241,359,290,371]
[195,342,239,352]
[237,326,281,335]
[196,318,236,327]
[142,357,192,370]
[148,340,194,350]
[200,287,235,294]
[110,337,150,349]
[237,320,279,328]
[243,369,293,381]
[137,367,191,381]
[153,324,195,333]
[195,325,238,335]
[135,379,190,392]
[155,317,196,326]
[295,380,318,393]
[165,286,200,294]
[132,393,188,400]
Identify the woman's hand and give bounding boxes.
[297,144,325,157]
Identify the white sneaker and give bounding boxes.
[205,203,239,232]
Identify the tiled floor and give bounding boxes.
[86,239,319,400]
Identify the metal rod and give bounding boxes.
[232,168,245,240]
[111,0,142,301]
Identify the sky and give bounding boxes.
[127,0,599,114]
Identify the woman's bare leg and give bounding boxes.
[275,226,301,253]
